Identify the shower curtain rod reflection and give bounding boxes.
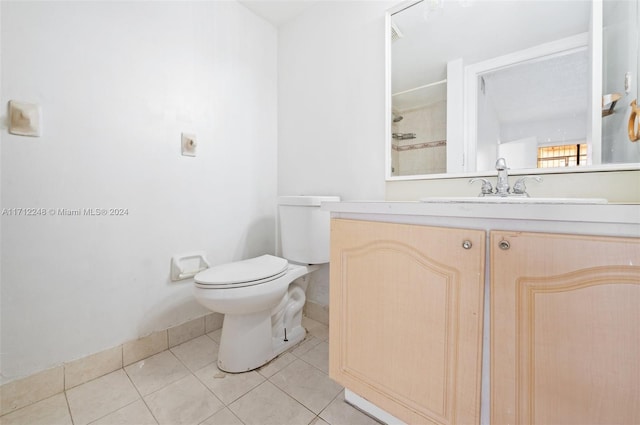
[392,78,447,97]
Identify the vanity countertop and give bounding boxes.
[322,201,640,237]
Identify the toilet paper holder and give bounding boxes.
[170,251,211,281]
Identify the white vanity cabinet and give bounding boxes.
[324,202,640,425]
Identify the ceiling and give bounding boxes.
[485,49,588,124]
[238,1,319,27]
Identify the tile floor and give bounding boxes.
[0,318,382,425]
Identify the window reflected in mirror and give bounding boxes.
[538,144,588,168]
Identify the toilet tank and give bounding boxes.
[278,196,340,264]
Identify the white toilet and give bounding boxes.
[193,195,339,373]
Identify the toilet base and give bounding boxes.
[217,313,306,373]
[272,324,306,358]
[217,311,274,373]
[209,264,319,373]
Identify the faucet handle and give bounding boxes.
[512,176,543,196]
[469,178,494,196]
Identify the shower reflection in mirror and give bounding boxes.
[391,80,447,176]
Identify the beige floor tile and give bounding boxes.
[144,375,223,425]
[170,335,219,372]
[199,407,243,425]
[319,392,382,425]
[257,352,296,378]
[288,336,322,358]
[124,351,189,395]
[66,370,139,425]
[301,317,329,341]
[195,363,264,405]
[229,381,315,425]
[270,360,342,414]
[206,329,222,344]
[298,341,329,373]
[0,393,72,425]
[309,417,330,425]
[90,400,157,425]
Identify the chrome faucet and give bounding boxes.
[494,158,510,196]
[469,157,542,197]
[469,177,494,195]
[512,176,543,196]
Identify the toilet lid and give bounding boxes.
[194,255,288,287]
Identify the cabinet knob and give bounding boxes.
[499,240,511,250]
[462,240,472,249]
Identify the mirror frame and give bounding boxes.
[385,0,640,181]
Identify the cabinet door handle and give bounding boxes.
[462,240,472,249]
[499,240,511,250]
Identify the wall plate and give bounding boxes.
[9,100,41,137]
[181,133,197,157]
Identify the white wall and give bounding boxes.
[1,1,278,382]
[277,1,392,306]
[277,1,391,201]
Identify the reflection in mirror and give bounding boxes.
[391,80,447,176]
[603,0,640,163]
[474,45,589,171]
[387,0,640,180]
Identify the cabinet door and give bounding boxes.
[491,231,640,425]
[329,219,485,425]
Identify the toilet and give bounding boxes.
[193,195,339,373]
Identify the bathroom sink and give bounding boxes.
[420,197,608,204]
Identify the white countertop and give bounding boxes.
[322,201,640,237]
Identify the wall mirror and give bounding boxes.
[386,0,640,180]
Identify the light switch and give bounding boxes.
[9,100,41,137]
[181,133,197,157]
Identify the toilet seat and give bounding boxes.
[194,255,289,289]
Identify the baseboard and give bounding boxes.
[303,300,329,325]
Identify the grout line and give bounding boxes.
[63,392,76,425]
[175,348,226,416]
[268,380,317,420]
[121,343,124,378]
[87,398,145,425]
[266,352,342,419]
[307,414,322,425]
[122,366,160,425]
[225,407,246,425]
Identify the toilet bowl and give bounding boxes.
[193,195,339,373]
